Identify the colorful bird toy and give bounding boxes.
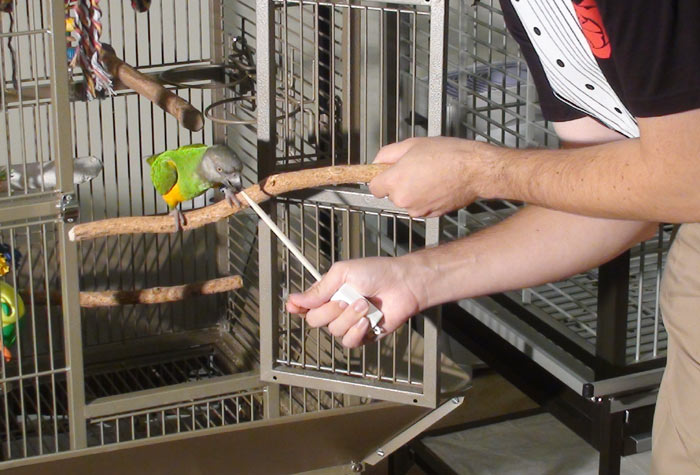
[0,244,24,362]
[0,281,24,363]
[0,243,22,275]
[65,0,114,100]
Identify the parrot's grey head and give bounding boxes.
[199,145,243,190]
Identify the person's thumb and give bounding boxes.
[373,138,415,164]
[286,264,346,312]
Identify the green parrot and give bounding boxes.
[0,281,25,363]
[147,144,243,230]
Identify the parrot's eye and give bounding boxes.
[216,167,223,173]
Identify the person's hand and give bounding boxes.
[286,256,428,348]
[369,137,497,217]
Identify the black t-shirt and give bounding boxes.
[500,0,700,134]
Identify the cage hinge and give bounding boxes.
[58,193,79,223]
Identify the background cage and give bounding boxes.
[441,0,668,381]
[0,0,665,473]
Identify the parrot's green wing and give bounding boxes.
[171,145,212,199]
[147,144,212,206]
[148,155,178,197]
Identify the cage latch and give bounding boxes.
[58,193,79,223]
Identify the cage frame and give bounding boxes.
[256,0,448,408]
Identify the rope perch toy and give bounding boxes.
[66,0,114,100]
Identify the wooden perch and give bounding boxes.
[23,275,242,308]
[69,163,390,242]
[100,44,204,132]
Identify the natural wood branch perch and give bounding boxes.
[101,44,204,132]
[69,164,390,242]
[23,275,242,308]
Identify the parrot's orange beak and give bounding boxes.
[2,346,11,363]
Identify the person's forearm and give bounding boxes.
[481,113,700,223]
[402,206,656,309]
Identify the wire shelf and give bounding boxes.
[83,345,263,446]
[87,385,265,447]
[85,351,230,402]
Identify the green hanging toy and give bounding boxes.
[0,244,24,363]
[0,282,24,363]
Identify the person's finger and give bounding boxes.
[368,168,395,199]
[286,266,346,311]
[373,138,416,164]
[341,317,370,348]
[285,300,308,314]
[305,301,348,328]
[327,298,369,338]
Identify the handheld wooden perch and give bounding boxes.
[69,164,390,242]
[24,275,242,308]
[100,44,204,132]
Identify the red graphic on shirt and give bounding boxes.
[572,0,611,59]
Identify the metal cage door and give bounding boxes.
[0,1,87,457]
[256,0,448,407]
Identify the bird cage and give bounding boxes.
[0,0,666,471]
[0,0,465,471]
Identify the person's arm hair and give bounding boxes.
[403,205,655,309]
[408,116,658,307]
[483,110,700,223]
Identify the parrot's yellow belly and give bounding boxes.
[163,183,185,208]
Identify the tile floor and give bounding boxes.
[422,413,651,474]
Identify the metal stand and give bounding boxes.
[442,302,657,475]
[595,397,625,475]
[595,252,631,379]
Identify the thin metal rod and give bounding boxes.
[653,226,663,357]
[635,242,646,361]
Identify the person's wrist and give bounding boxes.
[397,252,439,311]
[473,141,508,200]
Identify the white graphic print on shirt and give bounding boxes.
[510,0,639,137]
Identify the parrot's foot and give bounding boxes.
[170,208,186,232]
[223,187,241,208]
[3,346,11,363]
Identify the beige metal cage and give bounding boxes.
[0,0,668,471]
[0,0,462,470]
